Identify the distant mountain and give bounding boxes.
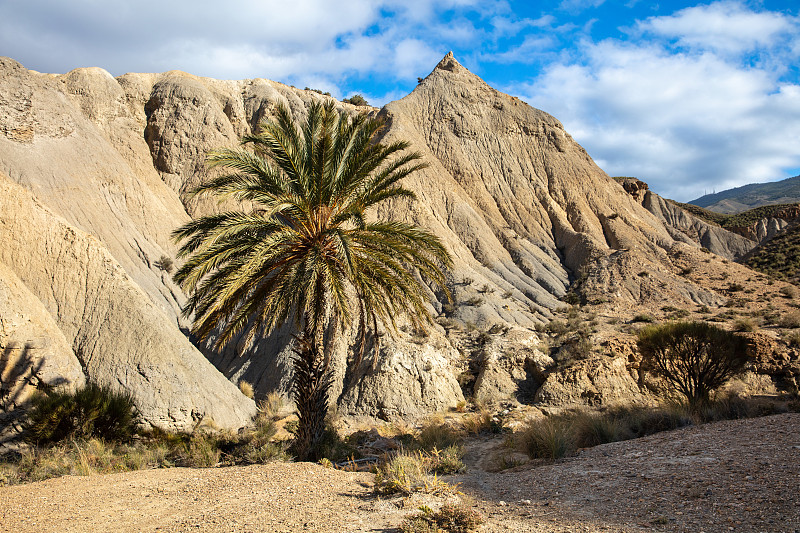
[689,175,800,214]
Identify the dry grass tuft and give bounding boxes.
[374,451,456,495]
[238,381,254,399]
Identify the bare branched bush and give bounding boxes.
[637,321,750,411]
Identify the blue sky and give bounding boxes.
[1,0,799,201]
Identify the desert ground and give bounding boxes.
[2,413,798,533]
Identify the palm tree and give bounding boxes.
[172,101,452,459]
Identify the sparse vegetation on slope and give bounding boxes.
[741,223,800,284]
[689,174,800,213]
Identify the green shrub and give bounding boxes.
[428,445,465,475]
[25,383,139,444]
[637,321,750,411]
[342,94,368,106]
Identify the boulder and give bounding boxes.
[535,356,645,407]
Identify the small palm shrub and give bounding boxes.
[25,383,138,444]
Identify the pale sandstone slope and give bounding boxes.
[0,57,465,421]
[0,58,188,324]
[0,261,85,425]
[0,173,256,430]
[617,177,757,259]
[377,53,720,313]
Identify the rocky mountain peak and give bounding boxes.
[433,51,463,73]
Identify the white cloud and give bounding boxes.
[634,1,798,55]
[0,0,475,81]
[516,30,800,200]
[558,0,606,14]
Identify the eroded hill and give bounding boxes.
[1,53,798,429]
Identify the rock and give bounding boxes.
[0,174,256,431]
[535,356,645,407]
[0,59,190,327]
[472,328,553,404]
[642,192,756,260]
[336,336,465,420]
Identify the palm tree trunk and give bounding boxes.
[291,330,331,461]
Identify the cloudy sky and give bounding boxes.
[1,0,798,201]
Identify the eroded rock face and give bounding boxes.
[0,58,189,327]
[642,194,757,260]
[472,328,553,404]
[0,174,256,430]
[535,356,645,407]
[0,261,85,416]
[730,204,800,242]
